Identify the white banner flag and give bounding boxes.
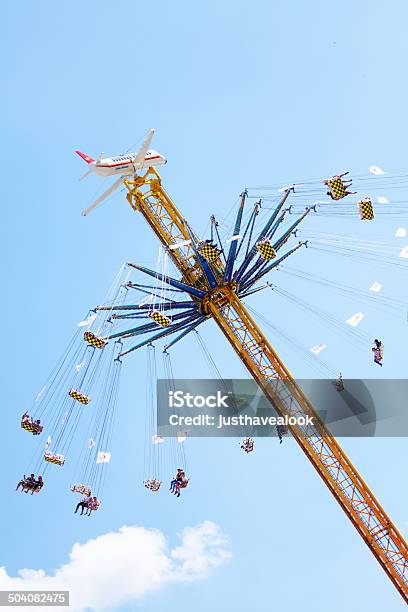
[169,239,192,250]
[78,313,97,328]
[346,312,365,327]
[96,451,111,464]
[310,343,327,355]
[369,282,382,293]
[226,235,242,243]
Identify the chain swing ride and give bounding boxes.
[17,131,408,603]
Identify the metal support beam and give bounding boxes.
[163,316,207,351]
[235,189,292,282]
[118,313,201,357]
[127,263,205,299]
[223,190,247,283]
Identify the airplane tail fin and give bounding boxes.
[75,150,95,164]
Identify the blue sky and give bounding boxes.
[2,0,408,610]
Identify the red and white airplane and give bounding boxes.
[76,129,166,216]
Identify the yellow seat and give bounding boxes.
[256,240,277,261]
[21,420,42,435]
[84,331,108,349]
[198,243,220,263]
[358,198,375,220]
[44,451,65,465]
[328,178,347,200]
[149,310,171,328]
[69,388,90,404]
[21,421,35,432]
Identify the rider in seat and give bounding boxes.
[31,418,43,434]
[372,339,383,367]
[21,413,43,434]
[33,475,44,493]
[16,474,33,491]
[240,437,254,453]
[336,373,345,392]
[75,496,91,515]
[174,477,189,498]
[323,172,357,200]
[276,424,288,444]
[170,469,189,497]
[16,474,44,494]
[85,497,100,516]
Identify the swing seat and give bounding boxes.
[336,379,344,392]
[256,240,277,261]
[69,388,90,404]
[178,478,189,489]
[71,484,92,496]
[358,198,375,220]
[149,310,171,328]
[44,451,65,465]
[87,499,101,511]
[374,346,384,359]
[21,420,43,435]
[241,438,255,453]
[276,424,288,437]
[198,243,220,262]
[145,479,161,492]
[19,480,43,494]
[84,331,108,349]
[328,178,347,200]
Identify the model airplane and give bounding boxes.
[76,129,166,216]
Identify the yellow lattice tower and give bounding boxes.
[118,168,408,603]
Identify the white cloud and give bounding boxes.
[0,521,231,612]
[368,165,386,175]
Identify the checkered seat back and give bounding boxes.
[358,198,375,220]
[149,310,171,327]
[69,388,90,404]
[84,331,108,349]
[256,240,277,261]
[328,178,347,200]
[44,452,65,465]
[198,243,220,262]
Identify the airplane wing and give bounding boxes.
[82,176,123,216]
[133,128,155,165]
